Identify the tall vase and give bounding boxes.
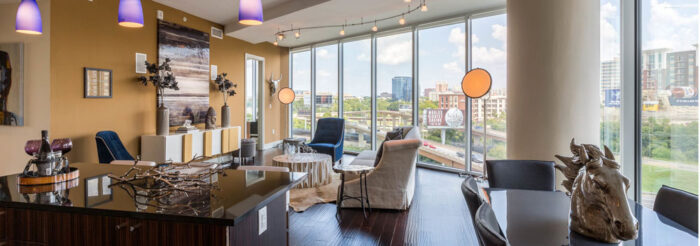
[221,104,230,128]
[156,106,169,136]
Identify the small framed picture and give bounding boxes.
[84,67,112,98]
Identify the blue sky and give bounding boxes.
[293,0,698,98]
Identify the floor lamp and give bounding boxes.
[461,68,492,179]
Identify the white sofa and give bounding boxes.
[339,126,422,210]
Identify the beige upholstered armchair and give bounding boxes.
[339,126,422,210]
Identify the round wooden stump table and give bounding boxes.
[272,153,333,189]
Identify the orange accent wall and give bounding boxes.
[50,0,289,163]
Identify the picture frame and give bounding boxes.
[84,67,112,98]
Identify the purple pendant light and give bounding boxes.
[15,0,42,35]
[238,0,263,25]
[118,0,144,28]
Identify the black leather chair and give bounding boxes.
[474,203,509,246]
[462,176,484,222]
[462,176,485,244]
[485,160,556,191]
[653,185,698,233]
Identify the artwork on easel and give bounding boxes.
[158,20,210,126]
[0,43,23,126]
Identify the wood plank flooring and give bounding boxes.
[288,167,479,246]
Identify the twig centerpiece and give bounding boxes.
[213,73,237,128]
[108,157,223,215]
[138,58,179,135]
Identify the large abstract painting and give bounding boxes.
[0,43,23,126]
[158,21,210,126]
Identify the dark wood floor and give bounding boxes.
[288,167,479,246]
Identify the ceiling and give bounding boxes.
[151,0,506,47]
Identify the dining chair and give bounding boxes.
[474,202,509,246]
[653,185,698,233]
[462,176,484,223]
[485,160,556,191]
[462,176,485,244]
[95,130,134,163]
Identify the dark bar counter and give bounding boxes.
[0,163,306,246]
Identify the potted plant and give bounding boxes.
[213,73,237,127]
[138,58,179,135]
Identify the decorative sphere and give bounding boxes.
[444,108,464,128]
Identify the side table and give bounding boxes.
[272,153,332,188]
[333,164,375,219]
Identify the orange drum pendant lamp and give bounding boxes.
[461,68,492,98]
[278,87,296,105]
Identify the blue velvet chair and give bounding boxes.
[96,131,134,164]
[307,118,344,163]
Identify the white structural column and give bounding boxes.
[506,0,600,178]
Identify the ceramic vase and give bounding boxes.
[156,106,169,136]
[221,104,230,128]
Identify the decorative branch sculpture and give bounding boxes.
[554,139,638,243]
[137,58,179,108]
[213,73,237,106]
[109,157,223,215]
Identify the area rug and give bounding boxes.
[289,173,340,212]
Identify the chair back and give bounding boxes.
[462,176,484,222]
[654,185,698,233]
[311,118,345,144]
[95,131,134,163]
[475,203,509,246]
[485,160,555,191]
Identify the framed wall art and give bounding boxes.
[84,67,112,98]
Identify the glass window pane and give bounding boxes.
[315,44,339,124]
[600,0,621,158]
[470,14,507,174]
[376,32,413,147]
[292,51,312,141]
[417,22,467,169]
[342,39,372,153]
[640,0,698,207]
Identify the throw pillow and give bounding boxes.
[374,127,404,167]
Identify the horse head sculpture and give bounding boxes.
[555,139,638,243]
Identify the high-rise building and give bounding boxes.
[435,81,449,92]
[601,57,620,91]
[392,76,412,101]
[667,50,698,89]
[641,48,670,91]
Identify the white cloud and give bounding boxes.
[356,53,370,62]
[442,61,462,73]
[600,2,620,61]
[647,0,698,51]
[491,24,506,42]
[472,34,479,44]
[449,27,465,44]
[472,46,506,64]
[377,39,412,65]
[316,48,329,58]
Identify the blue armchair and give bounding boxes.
[307,118,344,163]
[96,131,134,163]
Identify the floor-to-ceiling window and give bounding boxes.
[376,31,413,147]
[315,44,339,124]
[639,0,698,207]
[417,21,467,169]
[342,38,373,153]
[291,50,312,141]
[470,13,507,174]
[600,0,622,158]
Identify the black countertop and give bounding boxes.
[0,163,306,226]
[485,188,698,246]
